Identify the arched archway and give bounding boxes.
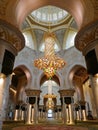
[69,65,88,87]
[1,0,94,29]
[68,65,88,102]
[39,74,61,118]
[40,74,60,86]
[10,65,32,104]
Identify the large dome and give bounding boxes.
[31,6,68,26]
[22,6,77,52]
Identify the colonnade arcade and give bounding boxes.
[2,62,97,125]
[0,22,97,129]
[0,0,98,130]
[0,17,97,128]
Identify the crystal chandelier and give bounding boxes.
[34,32,66,79]
[44,80,56,109]
[34,6,66,79]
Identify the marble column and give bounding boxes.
[0,75,11,119]
[40,107,43,119]
[73,76,87,120]
[20,105,26,121]
[66,105,70,123]
[78,101,87,121]
[14,109,19,121]
[38,108,41,119]
[26,104,32,124]
[89,75,98,117]
[0,75,13,129]
[31,106,34,123]
[59,89,75,124]
[58,108,62,119]
[74,104,80,120]
[25,89,41,124]
[14,103,23,121]
[76,110,80,120]
[21,110,25,120]
[69,104,74,124]
[61,96,66,123]
[0,19,25,130]
[75,20,98,118]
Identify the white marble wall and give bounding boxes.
[14,46,86,90]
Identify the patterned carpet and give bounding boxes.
[12,125,89,130]
[2,120,98,130]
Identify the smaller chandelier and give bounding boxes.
[44,94,57,98]
[34,32,66,79]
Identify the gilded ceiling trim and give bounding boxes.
[0,19,25,52]
[25,89,41,97]
[75,20,98,52]
[59,89,75,97]
[0,0,9,16]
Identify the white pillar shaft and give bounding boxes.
[89,75,98,117]
[41,111,43,118]
[82,110,87,121]
[62,98,66,123]
[66,108,70,123]
[38,111,41,119]
[55,112,57,119]
[21,111,24,120]
[79,109,82,120]
[43,112,45,119]
[69,104,74,124]
[19,109,22,120]
[31,108,34,122]
[59,111,62,119]
[34,97,38,124]
[76,111,80,120]
[0,75,10,120]
[14,110,19,121]
[26,104,32,124]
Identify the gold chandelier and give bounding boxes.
[34,32,66,79]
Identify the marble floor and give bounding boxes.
[2,119,98,130]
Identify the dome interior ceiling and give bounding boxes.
[31,5,69,26]
[22,6,78,52]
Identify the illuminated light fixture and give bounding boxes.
[44,79,56,109]
[46,98,55,109]
[10,87,17,94]
[34,32,66,79]
[94,73,98,77]
[0,73,6,79]
[34,6,66,79]
[44,93,57,98]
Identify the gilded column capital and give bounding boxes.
[25,89,41,97]
[0,19,25,52]
[75,20,98,55]
[59,89,75,97]
[77,100,86,106]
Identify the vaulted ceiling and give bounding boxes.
[0,0,97,89]
[0,0,98,30]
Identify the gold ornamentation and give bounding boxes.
[25,89,41,96]
[34,32,66,79]
[59,89,75,97]
[75,20,98,52]
[0,0,9,15]
[0,20,25,51]
[44,94,56,98]
[46,98,54,109]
